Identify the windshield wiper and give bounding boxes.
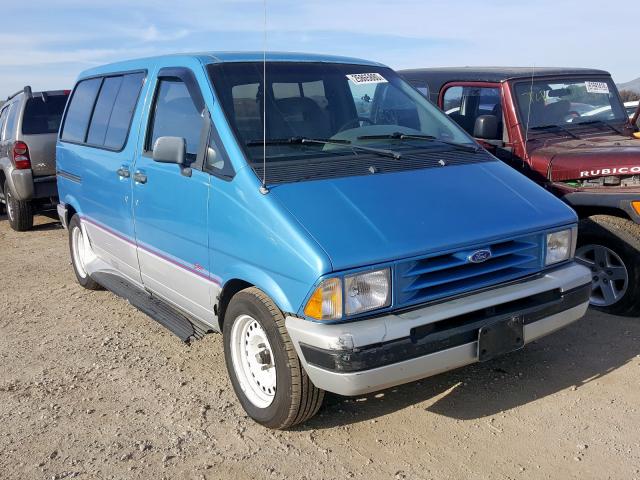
[357,132,481,153]
[246,136,402,160]
[573,120,624,135]
[529,124,580,139]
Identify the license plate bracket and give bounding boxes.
[477,315,525,362]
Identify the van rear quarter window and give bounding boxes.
[22,95,68,135]
[63,72,144,149]
[61,78,102,143]
[87,76,123,145]
[103,73,145,149]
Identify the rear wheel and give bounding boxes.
[68,215,102,290]
[576,215,640,317]
[5,181,33,231]
[223,287,324,429]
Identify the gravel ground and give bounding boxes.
[1,214,639,480]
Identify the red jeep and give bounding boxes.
[401,67,640,316]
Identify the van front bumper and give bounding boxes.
[286,262,591,396]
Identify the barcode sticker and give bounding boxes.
[585,81,610,94]
[346,73,388,84]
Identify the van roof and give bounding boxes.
[78,51,386,79]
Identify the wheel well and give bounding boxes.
[0,171,6,196]
[216,279,253,331]
[575,206,631,222]
[66,204,78,226]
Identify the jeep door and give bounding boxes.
[438,82,511,159]
[131,64,215,325]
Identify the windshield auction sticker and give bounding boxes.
[585,81,610,94]
[346,73,388,84]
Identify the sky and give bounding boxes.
[1,0,638,97]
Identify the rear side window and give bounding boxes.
[87,73,144,150]
[0,107,8,140]
[22,95,68,134]
[148,79,204,156]
[87,76,123,145]
[4,104,19,140]
[61,78,101,142]
[62,73,144,149]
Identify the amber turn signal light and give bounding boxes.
[632,201,640,216]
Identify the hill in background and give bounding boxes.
[618,77,640,94]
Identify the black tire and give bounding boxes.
[223,287,324,429]
[577,215,640,317]
[5,180,33,231]
[68,215,102,290]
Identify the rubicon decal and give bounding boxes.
[580,166,640,177]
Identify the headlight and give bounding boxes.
[344,268,391,316]
[545,228,577,266]
[304,277,342,321]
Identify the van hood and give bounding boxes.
[529,135,640,182]
[270,160,576,271]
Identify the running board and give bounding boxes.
[92,272,210,343]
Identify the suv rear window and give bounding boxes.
[22,95,68,135]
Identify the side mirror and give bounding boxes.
[152,136,186,165]
[474,115,499,140]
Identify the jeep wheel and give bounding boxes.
[576,215,640,317]
[68,215,102,290]
[223,287,324,429]
[4,181,33,231]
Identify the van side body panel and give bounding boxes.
[57,55,333,327]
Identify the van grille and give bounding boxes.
[394,234,543,308]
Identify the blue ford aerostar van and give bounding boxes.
[56,52,592,429]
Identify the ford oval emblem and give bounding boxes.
[468,249,492,263]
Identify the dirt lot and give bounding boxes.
[1,214,639,480]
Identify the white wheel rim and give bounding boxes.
[71,225,89,279]
[575,244,629,307]
[6,190,14,221]
[230,314,276,408]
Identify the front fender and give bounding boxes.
[220,262,307,316]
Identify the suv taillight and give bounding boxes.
[13,141,31,170]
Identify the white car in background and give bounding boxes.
[577,101,639,121]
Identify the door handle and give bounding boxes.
[133,171,148,184]
[116,166,130,178]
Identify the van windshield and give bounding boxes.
[22,94,69,135]
[208,62,474,166]
[513,78,627,131]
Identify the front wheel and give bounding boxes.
[576,215,640,317]
[223,287,324,429]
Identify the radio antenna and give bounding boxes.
[259,0,269,195]
[524,64,535,148]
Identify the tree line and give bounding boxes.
[619,90,640,102]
